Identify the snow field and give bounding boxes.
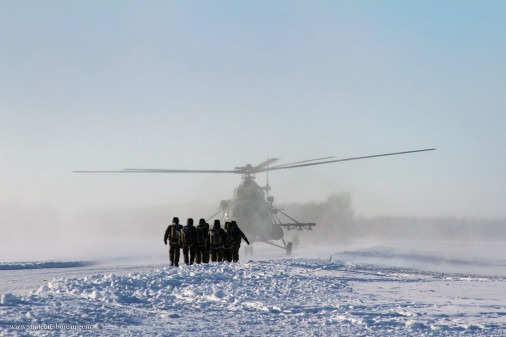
[1,258,505,336]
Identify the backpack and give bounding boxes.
[209,228,223,246]
[170,225,180,242]
[223,229,234,248]
[196,226,206,247]
[202,223,209,239]
[181,226,195,246]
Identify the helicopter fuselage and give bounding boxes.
[222,177,283,243]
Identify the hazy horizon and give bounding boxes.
[1,191,504,262]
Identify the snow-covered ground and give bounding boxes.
[1,242,505,336]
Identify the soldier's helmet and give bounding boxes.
[187,218,194,226]
[213,219,221,229]
[172,217,179,224]
[231,220,238,228]
[199,218,206,226]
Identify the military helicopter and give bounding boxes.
[74,148,435,255]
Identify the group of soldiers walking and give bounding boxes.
[163,217,250,266]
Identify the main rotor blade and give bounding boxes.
[258,148,436,173]
[74,169,239,174]
[270,156,335,169]
[73,149,435,174]
[252,158,279,172]
[126,169,240,173]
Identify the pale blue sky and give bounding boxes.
[1,1,505,218]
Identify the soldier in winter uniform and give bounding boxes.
[202,220,211,263]
[163,217,183,267]
[195,218,210,264]
[208,219,226,262]
[222,222,233,262]
[179,218,198,265]
[228,221,250,262]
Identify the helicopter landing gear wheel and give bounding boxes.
[285,242,293,256]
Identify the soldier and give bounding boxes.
[229,220,250,262]
[195,218,209,264]
[222,222,233,262]
[163,217,183,267]
[179,218,197,265]
[202,220,211,263]
[208,219,226,262]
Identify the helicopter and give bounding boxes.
[74,148,435,255]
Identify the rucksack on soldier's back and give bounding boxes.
[209,229,222,246]
[182,226,196,245]
[196,227,206,246]
[170,225,180,241]
[223,229,233,248]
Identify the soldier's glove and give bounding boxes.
[164,241,167,245]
